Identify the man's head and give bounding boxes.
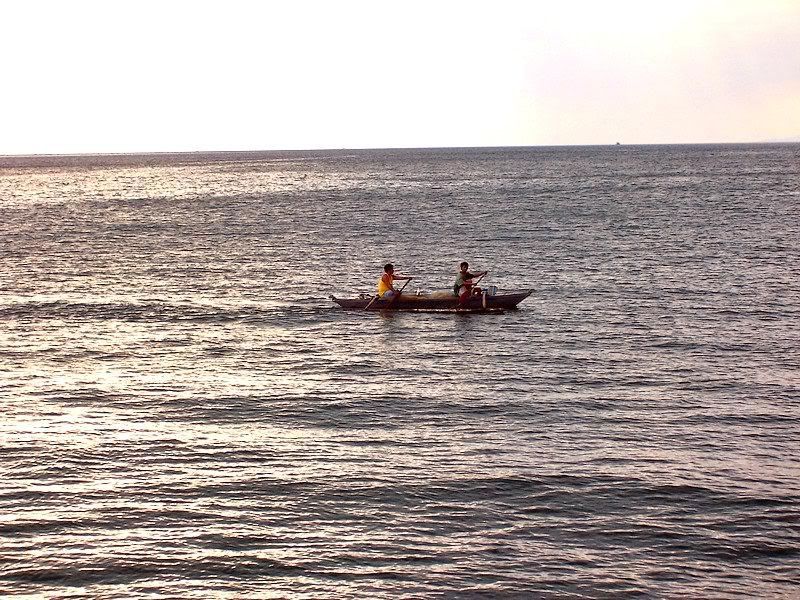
[384,263,394,273]
[460,261,469,271]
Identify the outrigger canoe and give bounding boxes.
[330,289,534,312]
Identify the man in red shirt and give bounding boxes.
[454,261,488,303]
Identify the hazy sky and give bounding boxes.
[3,0,799,154]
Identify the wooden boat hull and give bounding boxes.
[331,289,533,311]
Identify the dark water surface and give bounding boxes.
[1,145,799,598]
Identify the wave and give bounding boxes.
[0,299,330,325]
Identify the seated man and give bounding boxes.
[377,263,412,300]
[453,261,488,303]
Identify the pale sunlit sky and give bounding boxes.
[3,0,799,154]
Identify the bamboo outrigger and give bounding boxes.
[330,289,533,313]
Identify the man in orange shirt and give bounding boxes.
[377,263,412,300]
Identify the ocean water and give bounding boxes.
[1,145,799,598]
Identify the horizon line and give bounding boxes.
[2,140,799,160]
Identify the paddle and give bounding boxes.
[363,293,380,311]
[385,278,412,309]
[472,271,488,288]
[473,271,489,308]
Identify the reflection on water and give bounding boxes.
[1,145,799,597]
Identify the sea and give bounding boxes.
[1,145,798,599]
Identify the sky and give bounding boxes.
[2,0,799,154]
